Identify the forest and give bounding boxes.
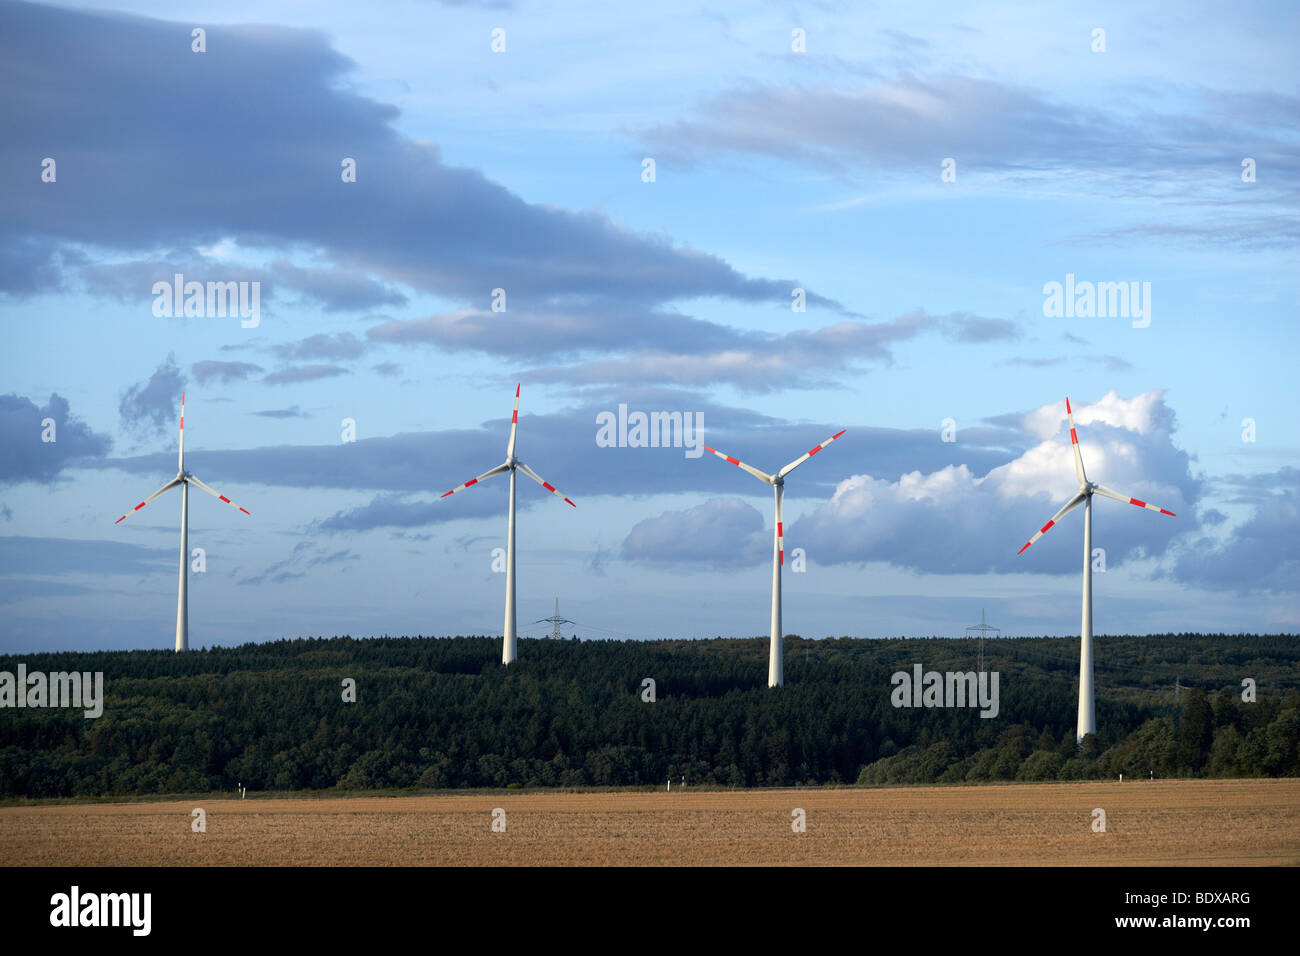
[1,633,1297,797]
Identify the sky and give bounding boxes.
[1,0,1297,652]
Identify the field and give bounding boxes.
[2,779,1297,865]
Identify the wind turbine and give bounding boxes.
[440,385,575,665]
[1016,397,1175,742]
[114,393,251,651]
[701,428,846,687]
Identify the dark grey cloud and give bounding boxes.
[78,255,403,314]
[372,362,401,378]
[262,364,350,386]
[0,238,84,296]
[254,405,308,419]
[0,577,97,605]
[0,393,111,485]
[0,1,839,318]
[0,535,168,575]
[119,354,184,438]
[266,260,406,313]
[94,387,1026,523]
[192,360,264,385]
[271,332,368,362]
[236,540,359,585]
[942,314,1018,343]
[642,74,1300,194]
[1170,467,1299,593]
[396,309,1017,390]
[622,498,768,568]
[318,491,503,533]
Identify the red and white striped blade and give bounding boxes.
[779,429,846,479]
[702,445,773,484]
[776,486,784,566]
[188,475,252,515]
[1065,397,1086,485]
[518,462,576,507]
[440,462,509,499]
[1093,484,1176,516]
[506,384,520,460]
[178,392,186,471]
[1017,490,1087,554]
[114,477,181,524]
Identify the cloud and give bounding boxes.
[236,541,358,586]
[0,393,111,485]
[792,391,1199,575]
[388,308,1017,390]
[641,73,1299,250]
[271,332,368,362]
[262,364,350,386]
[265,260,406,313]
[0,577,98,605]
[372,362,401,378]
[1170,467,1300,593]
[317,492,501,533]
[0,535,168,575]
[622,498,768,568]
[642,74,1300,194]
[0,2,839,320]
[254,405,308,419]
[192,360,264,385]
[0,237,84,297]
[119,354,184,437]
[78,254,404,314]
[95,387,1024,502]
[1001,354,1133,372]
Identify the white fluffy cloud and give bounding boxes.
[796,390,1198,575]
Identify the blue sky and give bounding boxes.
[1,0,1296,652]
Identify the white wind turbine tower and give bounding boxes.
[440,385,575,665]
[114,394,252,651]
[1016,397,1176,743]
[702,428,846,687]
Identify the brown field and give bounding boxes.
[2,779,1297,866]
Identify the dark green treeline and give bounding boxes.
[1,633,1297,797]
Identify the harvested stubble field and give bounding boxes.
[2,779,1296,866]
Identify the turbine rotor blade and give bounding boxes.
[115,477,181,524]
[518,462,576,507]
[1093,484,1176,516]
[702,445,773,484]
[1065,397,1087,485]
[778,429,846,478]
[1017,490,1087,554]
[440,462,509,499]
[188,475,252,515]
[178,392,186,471]
[506,384,520,460]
